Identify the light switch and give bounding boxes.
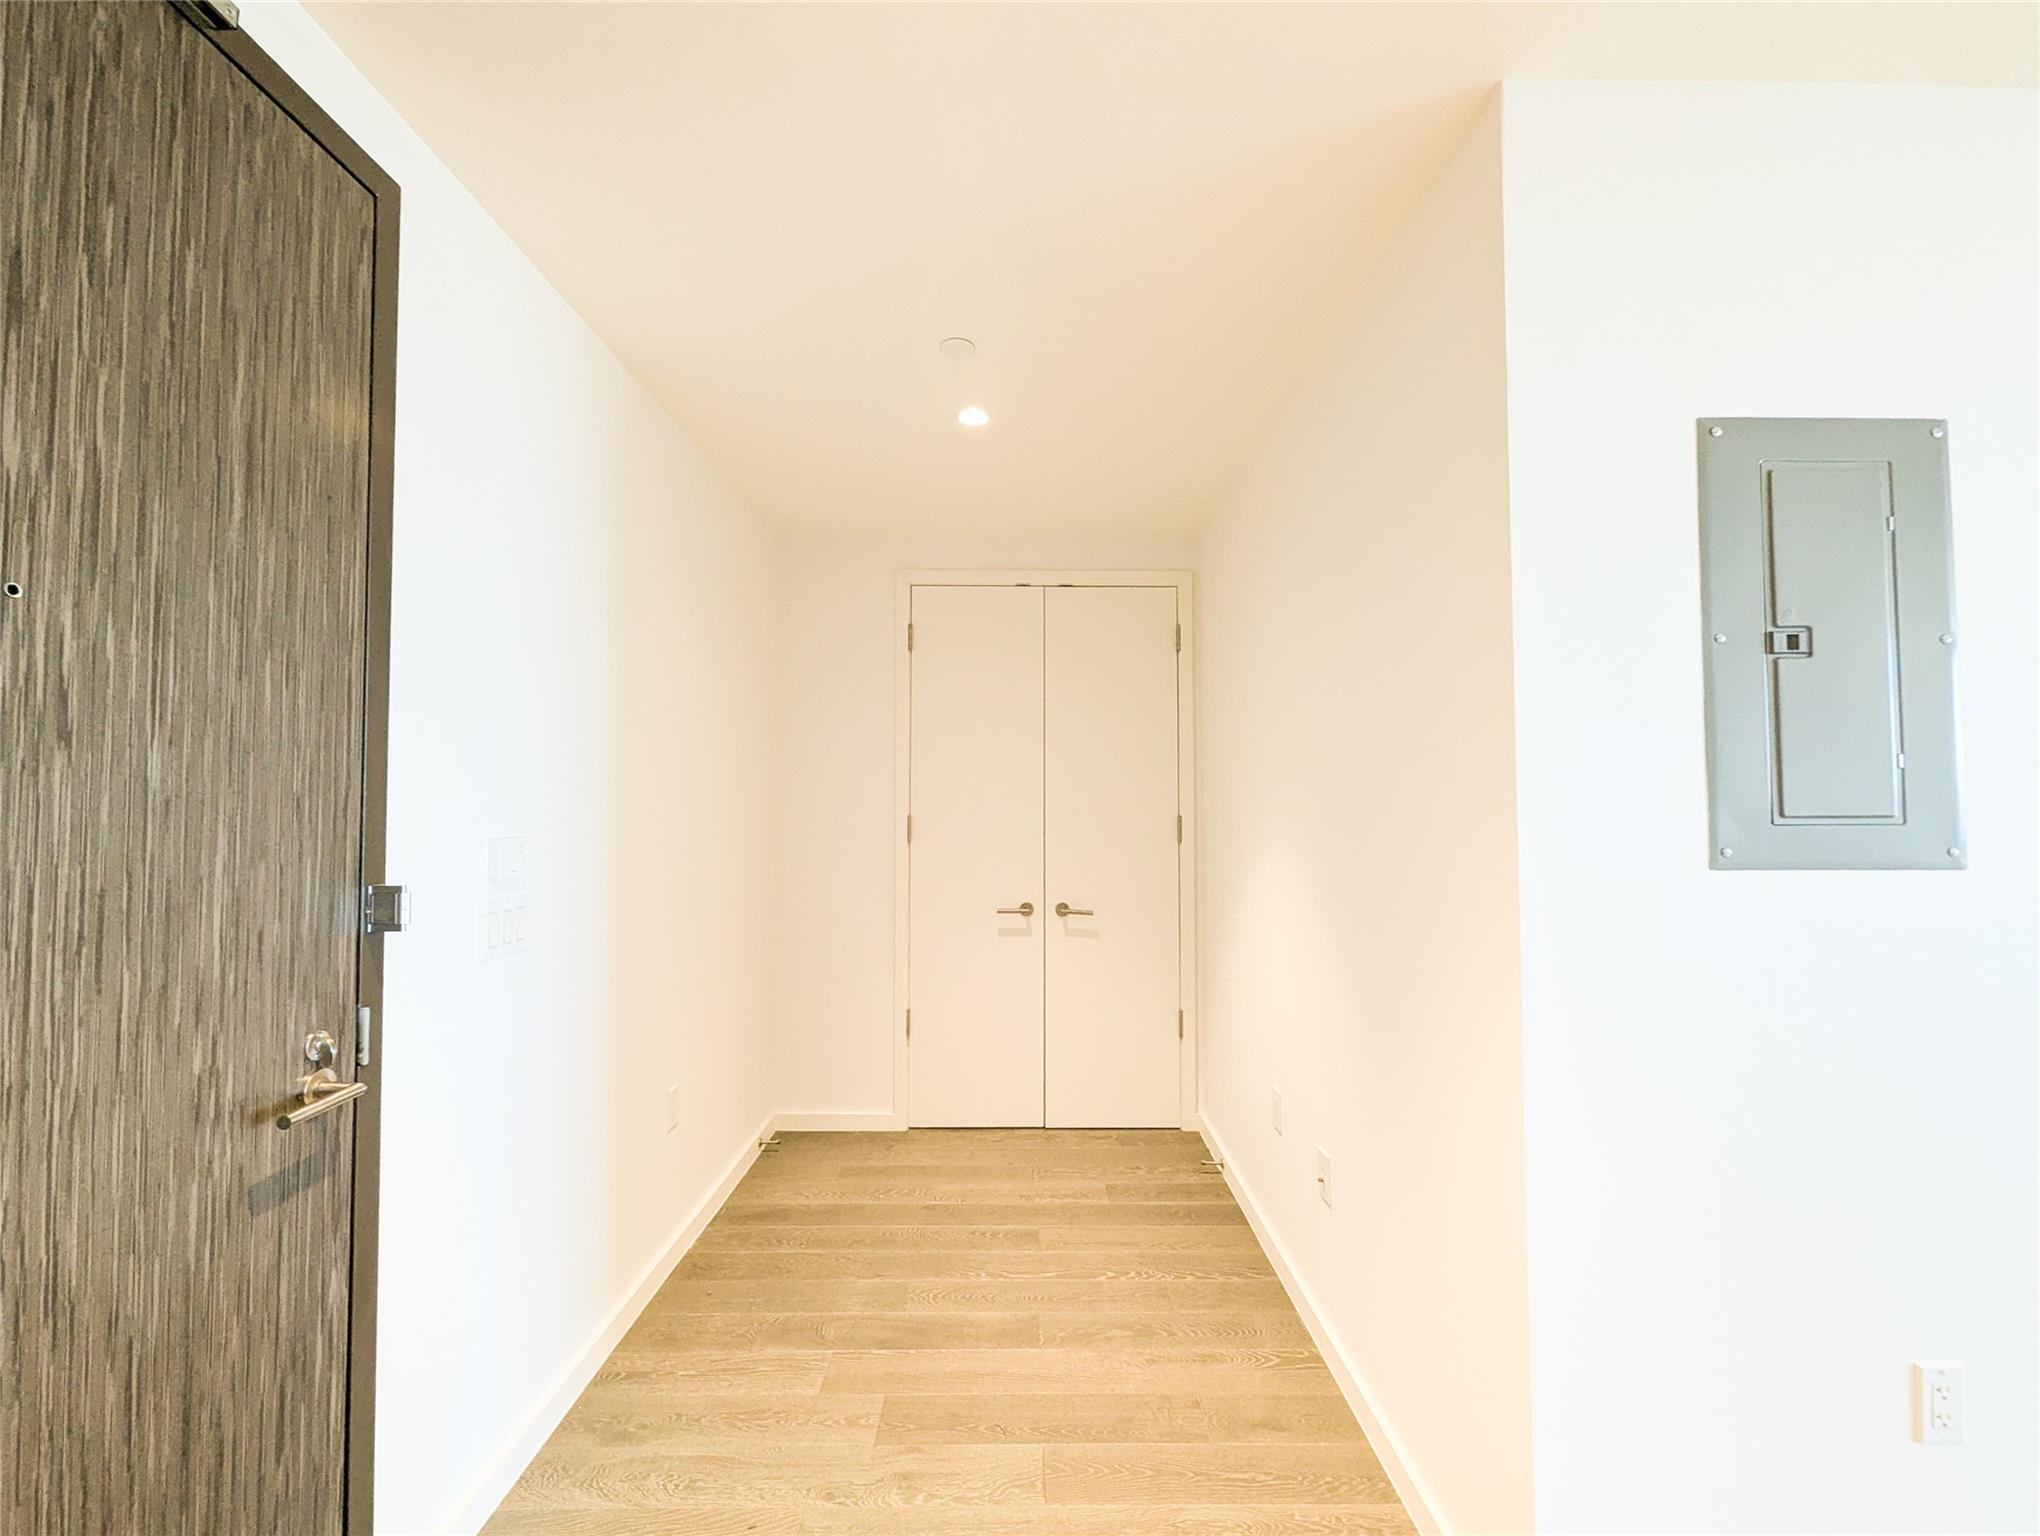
[480,894,530,961]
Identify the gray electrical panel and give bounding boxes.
[1697,418,1962,871]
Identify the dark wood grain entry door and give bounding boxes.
[1,5,379,1532]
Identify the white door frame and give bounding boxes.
[893,569,1200,1131]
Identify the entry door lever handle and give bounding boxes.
[277,1068,368,1130]
[1054,902,1094,918]
[996,902,1035,917]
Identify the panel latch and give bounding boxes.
[362,884,410,935]
[1764,626,1813,657]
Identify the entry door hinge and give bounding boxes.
[907,622,915,652]
[1176,814,1183,844]
[356,1005,373,1067]
[1178,1008,1184,1040]
[906,814,914,845]
[173,0,241,29]
[1175,623,1182,653]
[362,884,410,934]
[905,1008,912,1044]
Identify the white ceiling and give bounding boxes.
[307,2,2035,535]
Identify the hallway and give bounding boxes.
[6,5,2034,1532]
[485,1132,1413,1533]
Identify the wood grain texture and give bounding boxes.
[0,5,375,1532]
[486,1132,1414,1535]
[798,1510,1413,1535]
[487,1510,804,1536]
[1042,1444,1401,1505]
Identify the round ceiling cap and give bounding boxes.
[938,336,976,358]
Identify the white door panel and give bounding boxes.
[908,586,1044,1126]
[1045,587,1181,1127]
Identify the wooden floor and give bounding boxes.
[485,1130,1414,1535]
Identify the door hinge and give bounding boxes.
[1176,814,1183,844]
[356,1004,373,1067]
[905,1008,912,1043]
[1175,623,1182,653]
[1178,1008,1184,1040]
[906,814,914,844]
[176,0,241,30]
[907,622,915,652]
[362,884,410,934]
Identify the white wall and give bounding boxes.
[214,18,2040,1536]
[1502,81,2039,1534]
[1197,99,1536,1536]
[244,8,780,1532]
[773,530,1194,1123]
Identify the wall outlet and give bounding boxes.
[1913,1362,1964,1444]
[665,1084,681,1134]
[1271,1089,1283,1135]
[1315,1148,1332,1207]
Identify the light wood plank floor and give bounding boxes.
[485,1130,1415,1535]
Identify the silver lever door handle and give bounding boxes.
[1055,902,1094,918]
[277,1067,368,1130]
[996,901,1035,917]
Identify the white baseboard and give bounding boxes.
[771,1110,908,1132]
[776,1112,1199,1133]
[439,1112,775,1535]
[1199,1118,1447,1536]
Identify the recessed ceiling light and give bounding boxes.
[958,405,989,428]
[939,336,976,358]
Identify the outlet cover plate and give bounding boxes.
[1913,1361,1964,1444]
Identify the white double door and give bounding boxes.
[909,583,1182,1127]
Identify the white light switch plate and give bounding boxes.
[480,894,530,961]
[1272,1089,1283,1135]
[1315,1148,1332,1207]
